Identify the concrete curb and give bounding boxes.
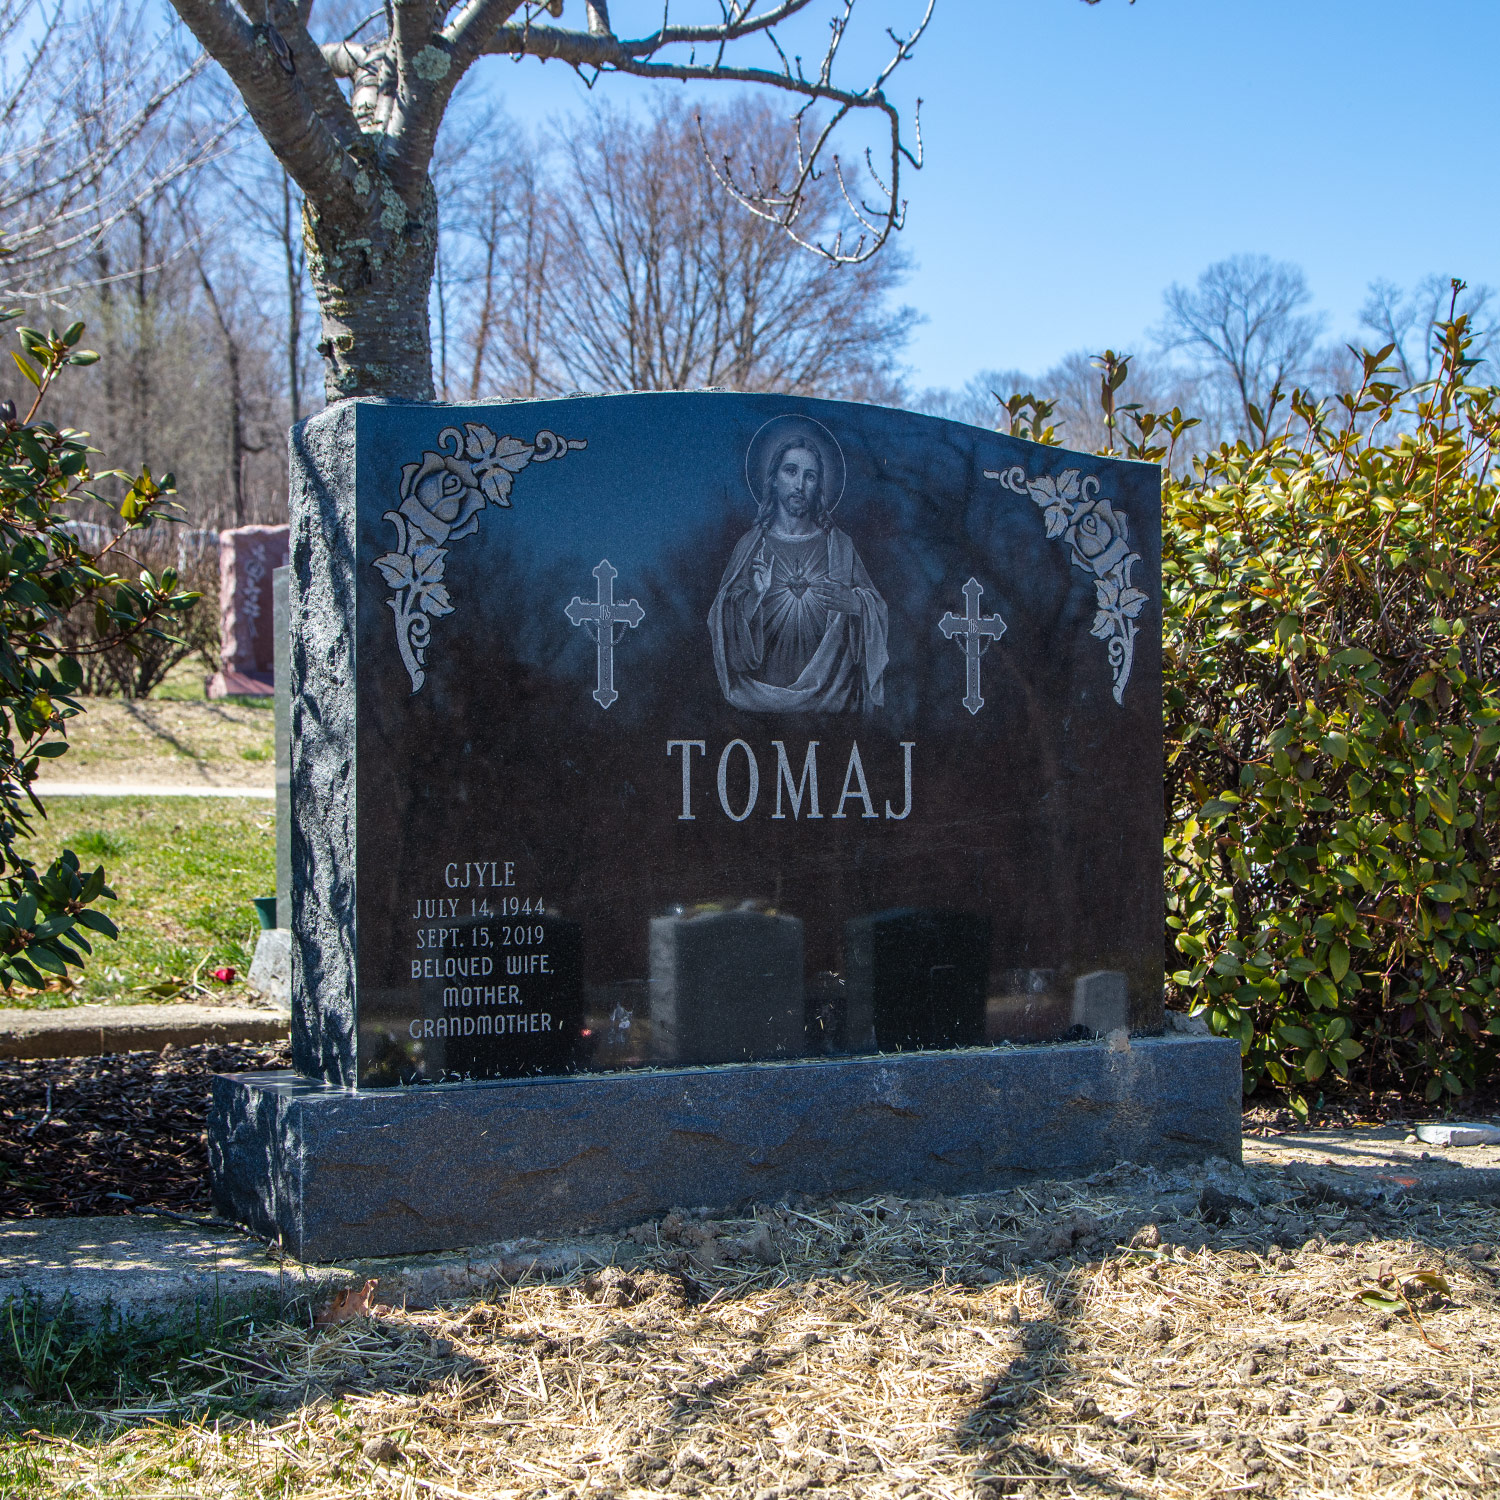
[7,1147,1500,1326]
[0,1214,637,1322]
[0,1004,288,1059]
[30,786,273,798]
[31,783,274,798]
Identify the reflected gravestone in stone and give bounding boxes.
[273,565,291,929]
[246,563,292,1008]
[650,907,804,1064]
[209,393,1243,1260]
[207,524,290,698]
[845,909,990,1052]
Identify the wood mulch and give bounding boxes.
[0,1041,288,1218]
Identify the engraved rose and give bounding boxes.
[1008,465,1146,706]
[376,424,586,694]
[1065,494,1131,577]
[398,450,486,544]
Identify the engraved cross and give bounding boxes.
[565,559,644,710]
[939,577,1006,715]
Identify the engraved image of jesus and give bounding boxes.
[708,415,889,713]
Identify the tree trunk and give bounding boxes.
[281,172,303,426]
[227,333,246,526]
[304,171,439,402]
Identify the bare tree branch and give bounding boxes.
[163,0,933,399]
[474,0,932,263]
[1,3,233,303]
[167,0,362,204]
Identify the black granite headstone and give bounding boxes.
[287,393,1165,1087]
[210,391,1250,1262]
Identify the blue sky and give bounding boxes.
[465,1,1500,390]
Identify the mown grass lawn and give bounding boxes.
[8,796,276,1008]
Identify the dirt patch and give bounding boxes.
[4,1047,1500,1494]
[35,698,275,788]
[9,1169,1500,1498]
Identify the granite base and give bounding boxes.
[209,1034,1241,1262]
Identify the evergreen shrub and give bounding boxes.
[1,300,199,988]
[1154,310,1500,1109]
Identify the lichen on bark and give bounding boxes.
[304,172,438,402]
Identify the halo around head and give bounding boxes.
[745,414,847,515]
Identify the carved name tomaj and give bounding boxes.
[667,739,915,822]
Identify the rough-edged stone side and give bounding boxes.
[273,564,292,930]
[211,1036,1242,1262]
[209,1072,304,1246]
[288,404,360,1083]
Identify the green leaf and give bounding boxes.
[1329,941,1350,982]
[1306,974,1339,1008]
[74,909,118,938]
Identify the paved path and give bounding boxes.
[0,1003,287,1058]
[33,782,273,797]
[1247,1122,1500,1174]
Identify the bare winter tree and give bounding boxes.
[917,352,1202,454]
[162,0,933,402]
[1361,275,1496,387]
[452,98,915,400]
[1157,254,1325,432]
[0,0,226,305]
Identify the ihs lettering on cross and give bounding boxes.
[565,559,644,710]
[939,577,1006,715]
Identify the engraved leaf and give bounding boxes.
[492,435,535,473]
[411,544,447,584]
[462,423,498,460]
[1091,610,1116,641]
[1117,587,1149,619]
[417,584,453,617]
[1055,469,1082,501]
[374,551,414,589]
[1043,502,1072,539]
[1095,576,1122,610]
[479,468,515,507]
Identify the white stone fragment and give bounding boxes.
[1414,1122,1500,1147]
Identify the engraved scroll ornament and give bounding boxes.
[984,464,1148,704]
[375,423,586,693]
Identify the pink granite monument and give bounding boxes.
[206,524,289,698]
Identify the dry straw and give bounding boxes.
[6,1163,1500,1498]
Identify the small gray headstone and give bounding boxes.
[273,565,291,930]
[650,908,803,1064]
[247,927,291,1011]
[1072,969,1130,1034]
